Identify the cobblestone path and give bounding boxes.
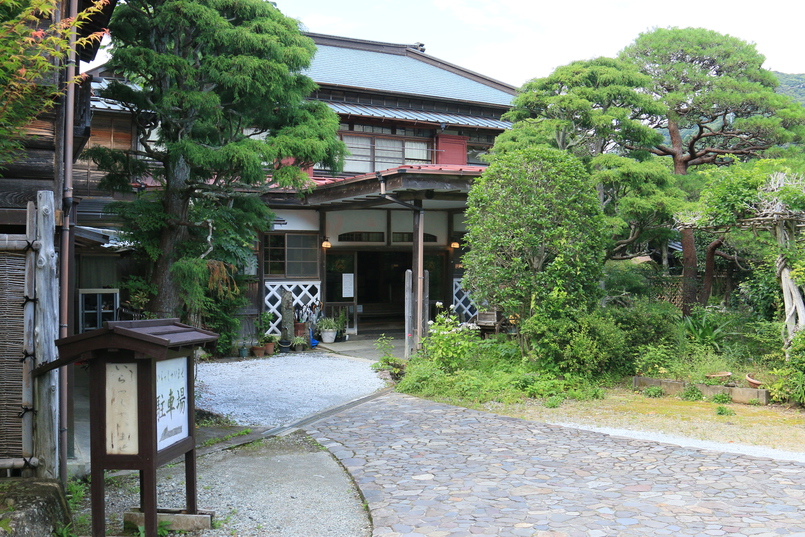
[308,392,805,537]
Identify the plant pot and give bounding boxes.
[320,329,337,344]
[238,346,249,358]
[294,322,306,337]
[705,371,731,379]
[278,340,291,353]
[263,342,275,355]
[251,346,265,357]
[746,374,762,389]
[294,344,305,352]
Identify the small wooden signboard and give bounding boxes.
[35,319,218,537]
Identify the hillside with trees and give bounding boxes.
[775,71,805,105]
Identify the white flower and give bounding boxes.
[449,304,455,311]
[428,320,434,325]
[435,301,443,308]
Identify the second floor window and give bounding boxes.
[341,134,430,174]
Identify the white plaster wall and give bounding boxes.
[272,210,319,231]
[324,210,449,245]
[326,210,386,247]
[453,212,468,232]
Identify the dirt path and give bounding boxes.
[478,387,805,455]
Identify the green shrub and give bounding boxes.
[544,395,565,408]
[642,386,664,398]
[371,335,406,381]
[715,405,735,416]
[679,385,703,401]
[521,309,627,376]
[748,398,761,406]
[635,344,675,377]
[606,298,681,351]
[683,306,732,351]
[710,392,732,404]
[418,304,480,373]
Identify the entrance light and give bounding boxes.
[322,237,332,249]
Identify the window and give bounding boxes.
[263,234,319,278]
[340,128,432,174]
[338,232,384,242]
[392,232,437,242]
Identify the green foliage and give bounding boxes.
[619,27,805,174]
[748,398,761,406]
[591,155,685,260]
[51,523,76,537]
[503,56,663,158]
[642,386,665,398]
[463,146,607,322]
[0,0,106,165]
[682,307,732,351]
[371,335,406,381]
[543,395,565,408]
[316,317,339,330]
[65,479,87,512]
[88,0,346,318]
[137,521,171,537]
[715,405,735,416]
[679,385,703,401]
[710,393,732,404]
[635,344,675,377]
[255,311,275,345]
[417,304,480,373]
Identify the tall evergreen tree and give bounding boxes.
[89,0,345,319]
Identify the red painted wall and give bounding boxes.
[435,134,468,165]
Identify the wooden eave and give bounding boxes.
[34,319,218,376]
[300,169,479,210]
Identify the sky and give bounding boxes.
[277,0,805,88]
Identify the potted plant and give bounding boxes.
[237,340,248,358]
[291,336,307,352]
[335,309,348,342]
[260,333,279,355]
[250,342,266,357]
[317,317,339,344]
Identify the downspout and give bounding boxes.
[58,0,79,484]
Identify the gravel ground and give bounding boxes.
[195,352,388,427]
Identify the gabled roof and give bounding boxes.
[306,34,516,108]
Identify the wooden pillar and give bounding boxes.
[412,201,424,350]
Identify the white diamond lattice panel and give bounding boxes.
[452,278,477,321]
[263,281,321,334]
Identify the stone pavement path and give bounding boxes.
[308,392,805,537]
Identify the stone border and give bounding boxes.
[633,376,770,405]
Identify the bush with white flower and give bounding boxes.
[419,302,479,372]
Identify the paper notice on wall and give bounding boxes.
[342,273,354,298]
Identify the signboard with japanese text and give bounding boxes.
[105,363,139,455]
[156,357,189,451]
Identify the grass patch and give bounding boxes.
[200,428,252,448]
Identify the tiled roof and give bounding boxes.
[307,45,515,107]
[325,102,510,130]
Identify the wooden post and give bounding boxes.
[34,190,60,479]
[412,201,424,350]
[404,270,412,360]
